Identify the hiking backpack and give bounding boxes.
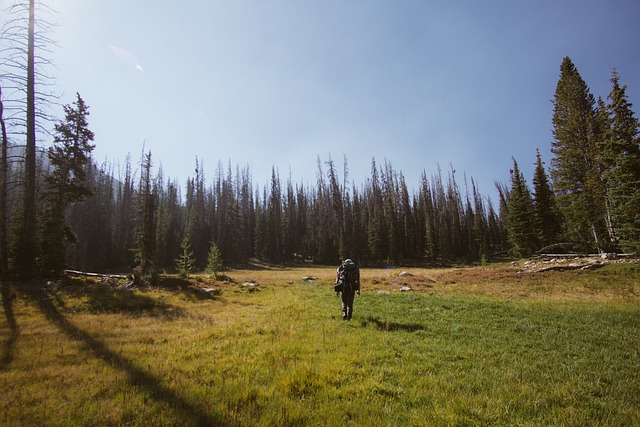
[339,260,358,292]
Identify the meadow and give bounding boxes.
[1,262,639,426]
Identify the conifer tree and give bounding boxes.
[267,167,283,262]
[367,159,384,261]
[399,174,415,260]
[238,166,255,260]
[349,185,366,263]
[601,70,640,251]
[532,149,563,248]
[40,93,95,275]
[507,158,536,257]
[550,57,609,251]
[254,186,268,260]
[133,151,157,281]
[205,240,223,279]
[419,174,436,262]
[471,178,488,262]
[155,178,182,271]
[175,235,195,279]
[114,157,136,268]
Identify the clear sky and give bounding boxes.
[40,1,640,198]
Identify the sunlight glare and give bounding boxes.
[109,44,144,72]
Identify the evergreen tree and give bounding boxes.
[155,177,182,272]
[399,174,415,260]
[532,149,563,248]
[114,157,136,268]
[254,186,268,260]
[205,240,223,279]
[367,159,385,262]
[267,167,283,262]
[550,57,609,251]
[349,185,366,263]
[133,151,157,281]
[471,178,488,262]
[382,160,401,263]
[507,158,536,257]
[282,178,298,261]
[601,70,640,251]
[40,93,95,275]
[175,235,195,279]
[68,162,113,271]
[326,157,344,259]
[419,174,436,262]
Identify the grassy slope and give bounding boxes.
[1,263,639,426]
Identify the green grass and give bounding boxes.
[1,264,639,426]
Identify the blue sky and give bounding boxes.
[43,0,640,198]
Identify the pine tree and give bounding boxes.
[205,241,223,279]
[267,167,283,262]
[114,157,136,268]
[601,70,640,251]
[550,57,609,251]
[532,149,563,248]
[175,235,195,279]
[399,174,415,260]
[471,178,488,262]
[507,158,536,257]
[367,159,384,262]
[133,151,157,282]
[419,174,436,262]
[40,93,95,276]
[153,175,182,271]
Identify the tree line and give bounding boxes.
[1,0,638,281]
[505,57,640,257]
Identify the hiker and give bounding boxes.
[334,259,360,320]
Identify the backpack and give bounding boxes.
[338,260,358,292]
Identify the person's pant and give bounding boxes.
[341,291,355,320]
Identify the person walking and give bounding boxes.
[334,259,360,320]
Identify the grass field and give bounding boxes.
[1,263,639,426]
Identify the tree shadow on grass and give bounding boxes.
[360,315,426,332]
[22,283,228,426]
[55,278,190,318]
[153,277,223,302]
[1,283,19,370]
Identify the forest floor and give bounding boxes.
[1,261,639,426]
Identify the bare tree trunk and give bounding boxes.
[0,85,8,279]
[16,0,38,279]
[591,223,602,254]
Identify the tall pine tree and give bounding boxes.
[550,57,609,251]
[601,70,640,251]
[507,158,536,257]
[40,93,95,275]
[532,149,563,248]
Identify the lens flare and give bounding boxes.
[110,44,144,71]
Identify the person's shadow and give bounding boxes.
[360,315,426,332]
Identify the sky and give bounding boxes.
[9,0,640,200]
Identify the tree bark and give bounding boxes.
[16,0,38,279]
[0,85,8,279]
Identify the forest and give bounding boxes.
[1,3,639,282]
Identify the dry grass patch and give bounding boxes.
[362,263,640,302]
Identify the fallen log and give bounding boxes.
[64,270,128,280]
[531,262,607,273]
